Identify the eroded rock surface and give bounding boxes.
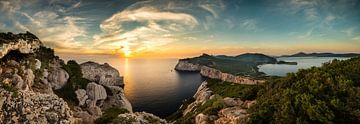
[80,61,124,87]
[0,90,74,123]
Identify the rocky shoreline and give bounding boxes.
[175,60,265,85]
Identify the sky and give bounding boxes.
[0,0,360,58]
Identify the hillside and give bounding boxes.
[169,56,360,124]
[249,57,360,123]
[281,52,360,57]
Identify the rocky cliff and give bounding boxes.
[173,81,256,124]
[0,32,41,58]
[0,32,166,124]
[175,60,265,85]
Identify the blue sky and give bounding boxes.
[0,0,359,57]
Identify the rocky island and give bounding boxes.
[0,32,166,123]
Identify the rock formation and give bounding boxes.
[179,81,255,124]
[80,61,124,87]
[175,60,265,84]
[116,112,168,124]
[0,90,74,123]
[0,32,41,58]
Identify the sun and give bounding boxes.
[124,51,132,58]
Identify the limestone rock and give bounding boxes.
[183,81,213,115]
[175,60,201,71]
[117,112,168,124]
[0,89,74,123]
[23,68,34,90]
[195,113,210,124]
[215,107,249,124]
[47,68,69,90]
[223,97,244,107]
[86,82,107,101]
[0,32,41,59]
[12,74,25,90]
[34,59,41,70]
[73,111,95,124]
[75,89,88,106]
[87,106,102,119]
[80,61,124,86]
[102,86,133,112]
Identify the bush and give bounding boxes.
[207,79,262,100]
[249,57,360,123]
[95,107,130,124]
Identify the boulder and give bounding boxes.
[47,68,69,90]
[12,74,25,90]
[102,86,133,112]
[86,82,107,101]
[75,89,88,106]
[117,112,168,124]
[223,97,244,107]
[215,107,249,124]
[87,106,102,119]
[80,61,124,86]
[73,111,95,124]
[195,113,210,124]
[34,59,41,70]
[23,68,34,90]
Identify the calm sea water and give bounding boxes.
[258,57,350,76]
[60,55,205,117]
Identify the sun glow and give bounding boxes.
[124,51,132,57]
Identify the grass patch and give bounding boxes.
[95,107,130,124]
[207,79,263,100]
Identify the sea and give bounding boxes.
[61,55,350,117]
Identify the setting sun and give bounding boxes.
[124,51,132,58]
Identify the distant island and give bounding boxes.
[281,52,360,57]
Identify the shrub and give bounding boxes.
[249,57,360,123]
[95,107,130,124]
[207,79,262,100]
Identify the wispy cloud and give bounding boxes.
[240,19,258,31]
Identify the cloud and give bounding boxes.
[240,19,258,30]
[352,36,360,42]
[341,27,356,36]
[95,0,224,56]
[100,6,198,33]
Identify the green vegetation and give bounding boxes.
[207,79,263,100]
[249,57,360,123]
[95,107,130,124]
[174,95,225,124]
[169,79,263,123]
[166,98,195,121]
[182,53,292,78]
[54,60,90,105]
[282,52,360,58]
